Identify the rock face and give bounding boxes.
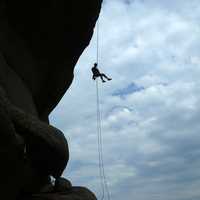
[0,0,102,199]
[2,0,102,121]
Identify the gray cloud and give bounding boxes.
[50,0,200,199]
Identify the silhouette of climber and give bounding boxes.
[91,63,112,82]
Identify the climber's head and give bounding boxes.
[94,63,98,67]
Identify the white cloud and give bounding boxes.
[50,0,200,200]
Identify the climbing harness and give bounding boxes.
[95,19,111,200]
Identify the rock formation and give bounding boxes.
[0,0,102,199]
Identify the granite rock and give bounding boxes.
[0,0,102,199]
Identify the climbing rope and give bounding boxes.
[96,20,99,64]
[95,19,111,200]
[96,79,105,200]
[96,79,111,200]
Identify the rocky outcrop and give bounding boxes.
[1,0,102,121]
[0,0,102,199]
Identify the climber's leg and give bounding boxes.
[99,74,106,82]
[101,73,112,81]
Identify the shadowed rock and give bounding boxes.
[0,0,102,199]
[24,187,97,200]
[1,0,102,121]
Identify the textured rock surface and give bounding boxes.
[24,187,97,200]
[0,0,102,199]
[2,0,102,121]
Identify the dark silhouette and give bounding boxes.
[91,63,112,82]
[0,0,102,200]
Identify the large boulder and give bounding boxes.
[0,0,102,199]
[1,0,102,121]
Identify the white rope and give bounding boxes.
[96,79,105,200]
[95,79,111,200]
[95,17,111,200]
[96,19,100,64]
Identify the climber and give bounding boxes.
[91,63,112,82]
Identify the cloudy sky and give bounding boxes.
[50,0,200,199]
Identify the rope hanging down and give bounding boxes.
[96,20,100,64]
[96,80,111,200]
[95,19,111,200]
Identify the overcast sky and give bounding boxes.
[50,0,200,199]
